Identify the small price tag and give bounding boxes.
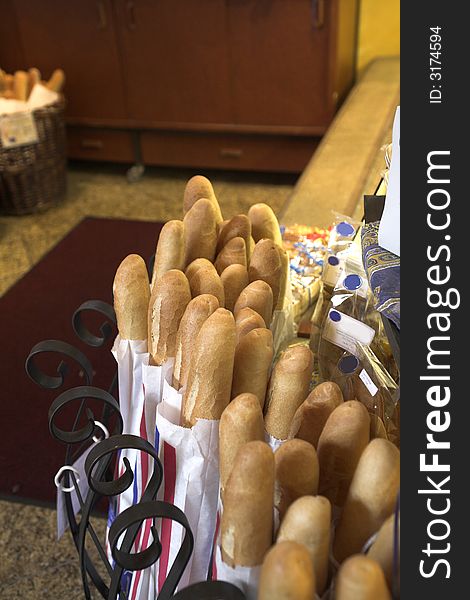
[0,111,39,148]
[322,309,375,355]
[359,368,379,397]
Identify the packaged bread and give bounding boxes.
[183,197,218,265]
[150,220,184,289]
[277,495,331,594]
[233,280,274,326]
[148,269,191,366]
[264,345,314,440]
[335,555,391,600]
[274,439,319,519]
[258,541,315,600]
[220,264,249,312]
[173,294,220,389]
[181,308,236,427]
[214,237,247,275]
[46,68,65,92]
[13,71,29,101]
[113,254,150,341]
[235,307,266,344]
[219,393,265,497]
[249,239,284,310]
[333,438,400,562]
[288,381,344,448]
[367,513,398,590]
[217,214,252,262]
[317,400,370,507]
[248,203,283,246]
[221,440,274,567]
[231,327,274,409]
[183,174,223,224]
[187,262,225,307]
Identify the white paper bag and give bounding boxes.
[213,544,260,600]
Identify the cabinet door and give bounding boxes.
[115,0,232,125]
[11,0,127,121]
[227,0,337,128]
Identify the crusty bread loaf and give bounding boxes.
[13,70,29,101]
[220,264,249,312]
[214,237,247,275]
[46,68,65,92]
[317,400,370,507]
[234,307,266,344]
[113,254,150,341]
[248,239,283,310]
[184,257,214,282]
[181,308,236,426]
[221,440,274,567]
[264,345,314,440]
[28,67,41,91]
[183,198,218,265]
[333,438,400,562]
[274,439,319,520]
[289,381,344,448]
[233,279,274,326]
[367,513,397,589]
[217,214,251,262]
[277,495,331,594]
[183,175,223,223]
[231,327,274,410]
[173,294,219,389]
[258,541,315,600]
[150,220,184,289]
[248,203,283,246]
[219,393,265,497]
[335,555,391,600]
[148,269,191,366]
[188,263,225,307]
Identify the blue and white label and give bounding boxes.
[322,254,343,287]
[322,309,375,355]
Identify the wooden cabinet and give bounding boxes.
[1,0,358,172]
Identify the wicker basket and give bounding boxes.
[0,101,66,215]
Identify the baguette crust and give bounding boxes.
[214,236,247,275]
[151,220,184,289]
[113,254,150,341]
[248,203,283,246]
[233,279,274,326]
[248,239,283,310]
[188,263,225,307]
[183,175,223,223]
[183,198,218,265]
[220,264,249,312]
[336,555,392,600]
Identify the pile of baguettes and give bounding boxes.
[113,175,400,600]
[0,67,65,100]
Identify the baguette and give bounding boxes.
[231,327,274,409]
[276,245,289,310]
[248,239,283,310]
[233,279,273,326]
[148,269,191,366]
[274,439,319,520]
[0,70,6,94]
[221,440,274,567]
[277,495,331,594]
[214,236,247,275]
[113,254,150,341]
[289,381,344,448]
[335,555,391,600]
[13,70,29,101]
[183,197,218,265]
[150,220,184,289]
[219,393,265,497]
[184,257,213,282]
[264,345,314,440]
[367,513,397,589]
[181,308,236,426]
[235,307,266,344]
[28,67,41,91]
[183,174,223,224]
[220,264,249,312]
[248,203,283,246]
[46,68,65,92]
[333,438,400,562]
[317,400,370,507]
[217,214,251,262]
[173,294,219,389]
[258,541,315,600]
[188,263,225,307]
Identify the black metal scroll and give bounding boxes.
[26,299,246,600]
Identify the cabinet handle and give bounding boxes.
[126,1,137,30]
[220,148,243,159]
[81,139,104,150]
[312,0,325,29]
[97,1,107,29]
